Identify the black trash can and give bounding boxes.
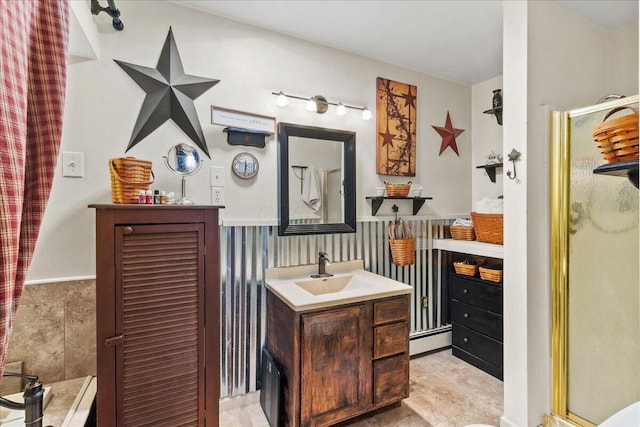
[259,348,283,427]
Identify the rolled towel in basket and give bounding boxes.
[474,197,503,213]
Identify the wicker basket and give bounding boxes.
[479,266,503,283]
[453,262,478,277]
[450,225,475,241]
[384,181,412,197]
[389,237,416,266]
[470,212,503,245]
[109,157,154,204]
[592,106,639,163]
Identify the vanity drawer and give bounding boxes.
[373,322,409,359]
[452,324,503,368]
[374,296,408,325]
[451,300,503,340]
[450,275,502,314]
[373,354,409,406]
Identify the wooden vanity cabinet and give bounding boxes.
[91,205,221,426]
[301,305,370,425]
[372,297,410,407]
[266,291,409,427]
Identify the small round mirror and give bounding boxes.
[164,143,202,205]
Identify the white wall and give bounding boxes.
[472,75,504,203]
[502,3,530,426]
[502,1,637,427]
[28,1,472,281]
[607,21,639,96]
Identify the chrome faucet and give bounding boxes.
[312,252,333,278]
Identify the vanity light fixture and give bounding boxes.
[275,91,289,108]
[271,91,371,120]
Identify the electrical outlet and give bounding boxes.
[422,297,429,309]
[210,166,224,187]
[62,151,84,177]
[212,186,224,205]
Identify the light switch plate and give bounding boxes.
[62,151,84,178]
[210,166,224,186]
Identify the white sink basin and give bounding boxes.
[295,275,355,295]
[265,260,412,311]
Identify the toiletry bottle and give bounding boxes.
[139,189,146,204]
[160,190,166,204]
[145,190,153,204]
[166,192,174,205]
[153,190,161,204]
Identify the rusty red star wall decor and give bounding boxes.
[432,111,464,156]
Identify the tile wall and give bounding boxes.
[6,280,96,384]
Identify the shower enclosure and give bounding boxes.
[550,95,639,426]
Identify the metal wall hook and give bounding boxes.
[506,148,521,180]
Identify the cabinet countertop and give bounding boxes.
[433,238,503,259]
[265,262,411,312]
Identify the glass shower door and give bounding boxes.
[550,95,639,427]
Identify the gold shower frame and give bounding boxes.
[549,95,638,427]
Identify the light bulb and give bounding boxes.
[361,107,372,121]
[336,102,347,116]
[276,91,289,108]
[306,98,317,113]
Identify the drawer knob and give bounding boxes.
[463,337,469,343]
[463,289,469,294]
[463,313,469,318]
[123,226,134,235]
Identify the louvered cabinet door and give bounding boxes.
[92,205,220,427]
[115,223,205,426]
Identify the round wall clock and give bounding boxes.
[232,152,259,179]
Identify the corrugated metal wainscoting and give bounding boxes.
[219,218,453,398]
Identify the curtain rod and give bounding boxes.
[91,0,124,31]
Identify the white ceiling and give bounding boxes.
[173,0,638,85]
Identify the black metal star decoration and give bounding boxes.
[114,27,219,158]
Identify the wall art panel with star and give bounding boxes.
[376,77,417,177]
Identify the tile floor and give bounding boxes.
[219,348,504,427]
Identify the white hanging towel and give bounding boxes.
[302,165,321,212]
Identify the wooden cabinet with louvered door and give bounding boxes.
[91,205,221,426]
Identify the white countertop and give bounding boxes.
[265,260,412,311]
[432,238,504,259]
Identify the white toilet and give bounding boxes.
[598,401,640,427]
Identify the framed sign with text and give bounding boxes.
[211,106,276,134]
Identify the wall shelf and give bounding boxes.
[432,238,503,259]
[593,160,639,189]
[365,196,433,216]
[475,163,503,183]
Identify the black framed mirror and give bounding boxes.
[278,122,356,236]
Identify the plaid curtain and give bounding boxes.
[0,0,68,379]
